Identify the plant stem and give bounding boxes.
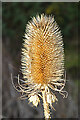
[42,90,51,120]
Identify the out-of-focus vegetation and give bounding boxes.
[2,2,79,80]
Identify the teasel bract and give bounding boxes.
[13,14,68,119]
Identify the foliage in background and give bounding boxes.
[2,2,79,80]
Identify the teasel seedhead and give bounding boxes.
[12,14,68,119]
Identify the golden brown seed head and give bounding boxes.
[12,14,68,119]
[21,14,64,86]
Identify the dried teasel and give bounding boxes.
[12,14,68,119]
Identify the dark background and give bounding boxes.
[2,2,79,118]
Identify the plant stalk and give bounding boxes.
[42,90,51,120]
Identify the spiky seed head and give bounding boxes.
[15,14,68,118]
[21,14,64,85]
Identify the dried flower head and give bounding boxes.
[12,14,68,119]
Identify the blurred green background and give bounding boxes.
[2,2,79,118]
[2,2,79,80]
